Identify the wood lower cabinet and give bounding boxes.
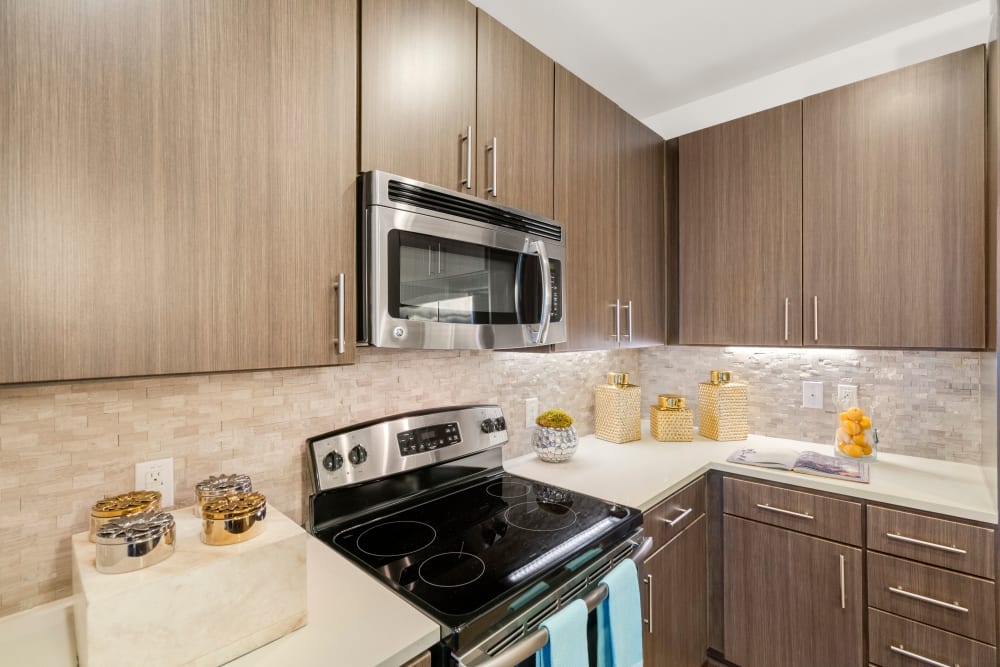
[0,0,357,384]
[360,0,477,192]
[476,11,553,217]
[802,46,986,349]
[723,515,864,667]
[678,102,803,346]
[641,514,708,667]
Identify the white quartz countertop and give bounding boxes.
[505,429,998,524]
[0,534,440,667]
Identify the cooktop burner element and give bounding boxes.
[484,480,530,499]
[357,520,437,558]
[503,501,578,532]
[418,551,487,588]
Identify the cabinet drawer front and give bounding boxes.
[869,609,996,667]
[867,506,995,578]
[722,477,862,545]
[643,476,706,550]
[868,552,996,644]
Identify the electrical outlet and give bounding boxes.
[837,384,858,406]
[135,457,174,507]
[802,381,824,410]
[525,397,539,428]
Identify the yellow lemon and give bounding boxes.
[842,420,861,436]
[846,407,863,422]
[838,411,849,421]
[852,433,866,446]
[859,416,872,430]
[846,444,865,458]
[860,443,873,455]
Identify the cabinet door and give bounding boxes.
[476,11,553,217]
[360,0,476,192]
[803,46,985,348]
[678,102,803,346]
[554,66,620,351]
[641,515,708,667]
[619,113,666,348]
[724,515,863,667]
[0,0,356,384]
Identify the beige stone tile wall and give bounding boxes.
[641,346,983,462]
[0,346,639,617]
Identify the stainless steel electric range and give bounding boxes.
[306,405,650,667]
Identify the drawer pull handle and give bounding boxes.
[643,574,653,635]
[889,644,956,667]
[886,532,967,555]
[755,503,814,520]
[888,586,969,613]
[839,554,845,609]
[660,507,693,527]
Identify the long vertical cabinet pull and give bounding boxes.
[461,125,473,189]
[813,296,819,342]
[643,574,654,634]
[610,299,621,343]
[487,136,498,197]
[839,554,846,610]
[784,297,790,342]
[621,300,633,341]
[334,273,346,355]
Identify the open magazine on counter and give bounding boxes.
[726,448,870,483]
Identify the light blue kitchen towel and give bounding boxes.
[596,558,643,667]
[536,598,589,667]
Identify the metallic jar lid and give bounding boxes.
[193,474,253,517]
[607,371,630,386]
[709,370,732,385]
[95,509,175,574]
[89,491,162,542]
[655,394,687,410]
[201,491,267,546]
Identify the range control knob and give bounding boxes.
[322,451,344,472]
[480,419,495,434]
[348,444,368,465]
[493,417,506,431]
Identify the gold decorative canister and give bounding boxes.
[89,490,162,542]
[650,394,694,442]
[698,370,749,441]
[201,491,267,546]
[595,372,642,443]
[194,473,253,517]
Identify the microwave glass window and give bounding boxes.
[388,230,555,325]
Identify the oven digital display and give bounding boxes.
[397,422,461,456]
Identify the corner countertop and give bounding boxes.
[504,428,998,525]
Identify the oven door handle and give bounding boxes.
[472,535,653,667]
[527,239,552,345]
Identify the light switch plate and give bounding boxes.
[802,381,824,410]
[837,384,858,406]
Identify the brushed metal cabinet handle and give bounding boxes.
[643,574,653,634]
[660,507,693,527]
[886,532,968,555]
[888,586,969,613]
[487,136,498,197]
[610,299,621,342]
[620,300,633,341]
[839,554,846,609]
[756,503,814,520]
[333,273,346,355]
[889,645,956,667]
[784,297,789,342]
[461,125,472,189]
[813,295,819,342]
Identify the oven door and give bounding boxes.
[365,205,566,350]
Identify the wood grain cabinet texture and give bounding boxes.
[641,479,708,667]
[360,0,477,192]
[802,46,986,349]
[677,102,803,346]
[0,0,357,384]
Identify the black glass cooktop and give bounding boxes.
[320,471,641,625]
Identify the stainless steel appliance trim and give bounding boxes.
[888,645,955,667]
[487,136,498,197]
[462,125,472,189]
[530,239,552,344]
[473,535,654,667]
[885,532,968,555]
[756,503,814,520]
[660,507,693,528]
[888,586,969,613]
[334,272,345,355]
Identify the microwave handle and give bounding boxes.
[528,239,552,344]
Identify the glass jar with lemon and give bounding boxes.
[834,400,878,462]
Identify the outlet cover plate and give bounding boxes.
[837,384,858,406]
[802,381,824,410]
[135,457,174,507]
[525,397,539,428]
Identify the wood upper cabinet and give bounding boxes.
[619,113,666,348]
[678,102,803,346]
[0,0,357,384]
[803,46,986,349]
[554,66,621,351]
[476,11,553,217]
[724,515,864,667]
[360,0,477,192]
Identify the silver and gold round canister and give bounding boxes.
[193,474,252,517]
[200,491,267,546]
[95,509,176,574]
[89,490,162,542]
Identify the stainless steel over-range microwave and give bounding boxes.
[357,171,566,350]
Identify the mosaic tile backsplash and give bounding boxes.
[0,343,988,618]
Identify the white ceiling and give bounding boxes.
[472,0,983,128]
